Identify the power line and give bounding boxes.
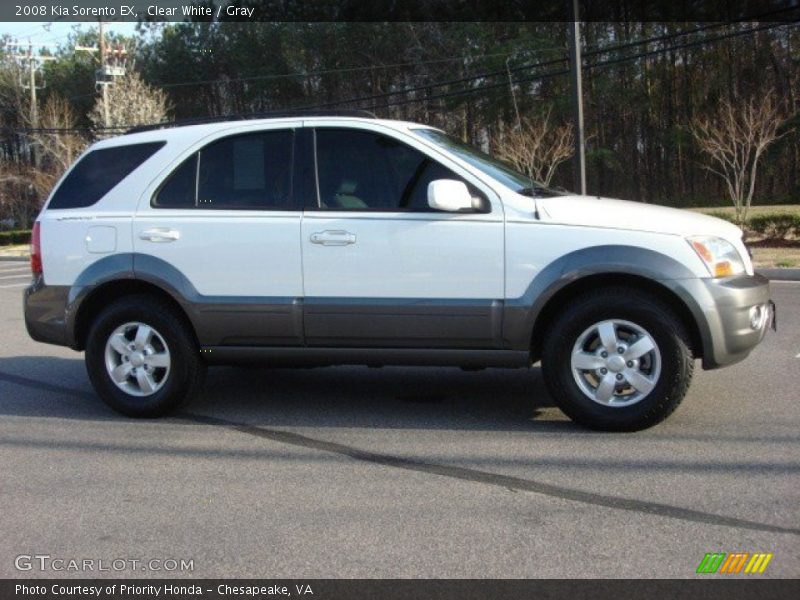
[304,14,796,112]
[62,48,550,103]
[150,50,529,89]
[355,20,798,113]
[115,5,799,96]
[53,9,796,105]
[296,21,733,112]
[8,18,798,135]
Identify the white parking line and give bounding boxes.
[0,266,29,272]
[0,274,31,280]
[0,282,28,288]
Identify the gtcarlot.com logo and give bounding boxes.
[14,554,194,573]
[696,552,773,574]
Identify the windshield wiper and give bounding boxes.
[517,186,568,198]
[517,186,542,197]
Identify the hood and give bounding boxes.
[536,195,742,240]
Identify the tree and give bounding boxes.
[89,71,170,135]
[690,95,793,224]
[492,109,574,187]
[28,95,88,198]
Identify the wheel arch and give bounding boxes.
[528,273,704,362]
[66,253,201,351]
[503,245,708,363]
[72,278,198,351]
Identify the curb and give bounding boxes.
[757,268,800,282]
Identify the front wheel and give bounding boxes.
[541,288,694,431]
[85,295,206,417]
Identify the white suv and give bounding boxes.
[24,114,773,430]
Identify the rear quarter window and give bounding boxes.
[48,141,165,209]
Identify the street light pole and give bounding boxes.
[568,0,587,195]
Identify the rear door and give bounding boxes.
[134,123,304,346]
[300,124,505,348]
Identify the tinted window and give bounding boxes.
[153,130,295,210]
[49,142,165,209]
[154,154,196,208]
[314,129,484,211]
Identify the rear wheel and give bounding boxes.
[541,287,694,431]
[85,295,205,417]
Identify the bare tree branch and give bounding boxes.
[492,109,574,187]
[690,94,793,224]
[90,71,171,137]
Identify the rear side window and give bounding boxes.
[49,142,165,209]
[153,130,295,210]
[156,154,197,208]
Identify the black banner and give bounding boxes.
[2,0,800,22]
[2,579,800,600]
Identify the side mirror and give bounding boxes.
[427,179,476,212]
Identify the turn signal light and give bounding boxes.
[713,261,734,278]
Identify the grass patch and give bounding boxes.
[0,230,31,246]
[750,247,800,269]
[692,205,800,218]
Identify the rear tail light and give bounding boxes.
[30,221,42,276]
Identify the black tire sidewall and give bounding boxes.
[85,298,196,417]
[543,293,692,431]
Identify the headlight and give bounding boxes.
[687,236,746,278]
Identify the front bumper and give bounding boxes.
[677,273,773,369]
[24,274,71,347]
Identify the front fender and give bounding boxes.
[502,244,705,351]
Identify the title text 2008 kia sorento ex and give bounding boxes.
[24,115,774,431]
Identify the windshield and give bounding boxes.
[413,128,561,196]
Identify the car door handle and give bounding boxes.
[310,230,356,246]
[139,228,181,243]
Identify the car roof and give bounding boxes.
[92,117,436,149]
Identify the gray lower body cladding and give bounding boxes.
[200,346,528,368]
[24,275,70,347]
[302,298,503,348]
[665,273,772,369]
[23,250,772,370]
[186,298,501,348]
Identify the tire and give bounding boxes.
[85,295,206,417]
[541,287,694,432]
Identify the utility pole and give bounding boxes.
[8,40,55,128]
[99,21,109,127]
[568,0,587,195]
[7,40,56,166]
[27,42,38,128]
[75,21,128,130]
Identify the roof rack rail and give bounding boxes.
[125,109,378,134]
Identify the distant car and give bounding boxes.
[0,218,16,229]
[24,114,773,430]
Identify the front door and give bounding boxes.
[301,126,504,348]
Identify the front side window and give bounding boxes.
[153,130,294,209]
[314,129,485,211]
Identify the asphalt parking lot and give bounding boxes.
[0,259,798,579]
